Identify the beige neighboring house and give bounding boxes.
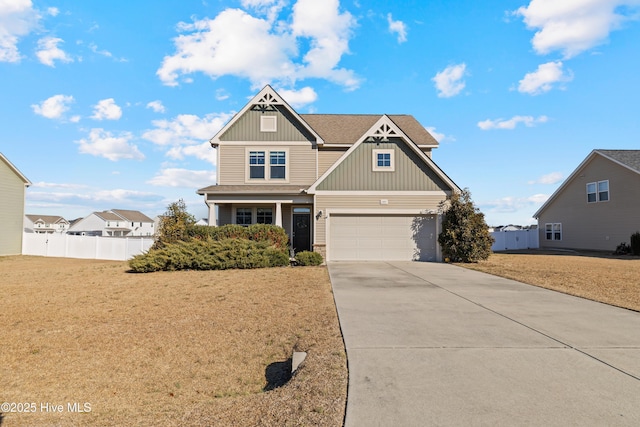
[68,209,155,237]
[0,153,31,255]
[534,149,640,251]
[24,215,70,234]
[197,85,460,262]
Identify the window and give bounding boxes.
[545,223,562,241]
[236,208,252,226]
[260,115,277,132]
[249,151,265,179]
[270,151,286,179]
[587,180,609,203]
[256,208,273,224]
[372,149,395,171]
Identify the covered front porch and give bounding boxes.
[197,185,315,253]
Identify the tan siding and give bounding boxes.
[0,160,26,255]
[220,107,315,142]
[318,148,347,177]
[538,155,640,251]
[316,139,450,191]
[219,145,316,185]
[218,146,246,185]
[218,204,232,225]
[315,194,446,245]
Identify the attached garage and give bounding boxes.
[328,214,439,262]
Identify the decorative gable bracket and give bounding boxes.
[366,123,399,142]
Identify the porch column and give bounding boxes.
[275,202,282,227]
[208,202,217,227]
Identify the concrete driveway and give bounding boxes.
[328,261,640,427]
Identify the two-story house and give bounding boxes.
[0,153,31,255]
[24,215,70,234]
[67,209,155,237]
[534,149,640,251]
[198,85,460,262]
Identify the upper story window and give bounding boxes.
[260,115,277,132]
[247,149,288,182]
[372,149,395,172]
[587,180,609,203]
[249,151,265,179]
[270,151,286,179]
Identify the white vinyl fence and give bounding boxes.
[490,230,539,252]
[23,233,154,261]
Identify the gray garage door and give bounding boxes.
[329,214,437,261]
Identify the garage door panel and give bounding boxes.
[329,214,437,262]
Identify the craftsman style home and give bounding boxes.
[67,209,155,237]
[534,149,640,251]
[24,214,70,234]
[0,153,31,255]
[198,86,460,262]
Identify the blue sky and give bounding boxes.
[1,0,639,225]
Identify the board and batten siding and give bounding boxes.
[316,139,449,191]
[219,107,316,142]
[218,145,317,185]
[314,193,447,245]
[0,159,28,255]
[538,154,640,251]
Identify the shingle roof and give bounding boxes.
[25,215,68,224]
[111,209,154,223]
[197,184,308,195]
[299,114,439,146]
[597,150,640,173]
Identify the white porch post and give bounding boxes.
[208,202,217,227]
[275,202,282,227]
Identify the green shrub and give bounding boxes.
[630,231,640,256]
[295,251,323,266]
[187,224,289,250]
[128,238,289,272]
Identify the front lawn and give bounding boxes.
[0,256,346,426]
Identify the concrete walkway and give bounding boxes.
[328,261,640,427]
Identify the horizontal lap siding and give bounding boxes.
[318,148,347,177]
[538,155,640,251]
[0,163,26,255]
[218,146,245,185]
[315,194,446,245]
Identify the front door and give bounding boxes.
[292,209,311,253]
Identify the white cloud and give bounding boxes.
[277,86,317,107]
[215,89,230,101]
[241,0,287,22]
[424,126,454,143]
[157,1,359,90]
[518,61,573,95]
[31,94,74,119]
[35,36,73,67]
[477,115,548,130]
[76,128,144,161]
[147,168,217,188]
[146,100,166,113]
[481,193,549,214]
[46,7,59,17]
[515,0,640,58]
[432,63,467,98]
[0,0,40,62]
[142,112,233,165]
[88,42,127,62]
[91,98,122,120]
[528,172,564,185]
[387,13,407,43]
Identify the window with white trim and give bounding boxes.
[545,223,562,241]
[372,149,395,171]
[587,180,609,203]
[236,208,252,226]
[256,208,273,224]
[249,151,265,179]
[260,115,277,132]
[270,151,286,179]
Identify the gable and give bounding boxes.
[219,105,316,143]
[316,138,450,191]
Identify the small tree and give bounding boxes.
[438,188,493,263]
[153,199,197,249]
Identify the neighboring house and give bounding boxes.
[0,153,31,255]
[534,149,640,251]
[24,214,70,234]
[197,85,460,262]
[68,209,154,237]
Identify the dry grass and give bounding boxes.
[0,256,347,427]
[459,250,640,312]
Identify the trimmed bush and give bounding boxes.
[295,251,323,266]
[631,231,640,256]
[187,224,289,250]
[128,239,289,272]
